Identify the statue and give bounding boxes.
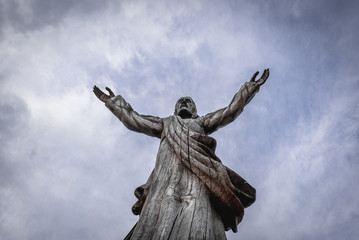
[93,69,270,239]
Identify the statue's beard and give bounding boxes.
[177,108,193,119]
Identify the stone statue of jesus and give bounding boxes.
[93,69,269,240]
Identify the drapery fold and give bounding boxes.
[132,116,255,233]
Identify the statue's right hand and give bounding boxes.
[93,85,115,103]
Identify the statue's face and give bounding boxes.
[174,97,198,119]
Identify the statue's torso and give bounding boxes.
[130,116,226,240]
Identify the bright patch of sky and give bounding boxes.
[1,0,358,239]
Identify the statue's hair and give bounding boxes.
[174,96,198,118]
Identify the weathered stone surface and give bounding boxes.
[93,69,269,240]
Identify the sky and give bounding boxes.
[1,0,359,239]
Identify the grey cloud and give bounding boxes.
[0,94,29,187]
[0,0,112,35]
[0,94,29,141]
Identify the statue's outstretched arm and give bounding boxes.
[203,69,269,134]
[93,86,163,138]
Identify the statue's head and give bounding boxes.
[174,97,198,119]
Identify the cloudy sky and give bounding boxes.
[1,0,358,239]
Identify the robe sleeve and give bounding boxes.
[203,81,260,134]
[105,95,163,138]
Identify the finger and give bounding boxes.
[93,85,99,93]
[96,86,105,94]
[93,86,105,98]
[93,86,101,96]
[250,71,259,82]
[260,69,269,80]
[257,69,270,86]
[264,69,270,81]
[93,86,100,96]
[93,85,102,93]
[106,87,115,97]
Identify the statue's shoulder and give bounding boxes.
[194,115,205,125]
[196,115,205,121]
[162,116,174,124]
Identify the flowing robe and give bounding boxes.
[105,82,260,240]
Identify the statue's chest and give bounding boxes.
[164,116,205,135]
[181,118,204,134]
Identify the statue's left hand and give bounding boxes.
[93,85,115,103]
[250,69,270,86]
